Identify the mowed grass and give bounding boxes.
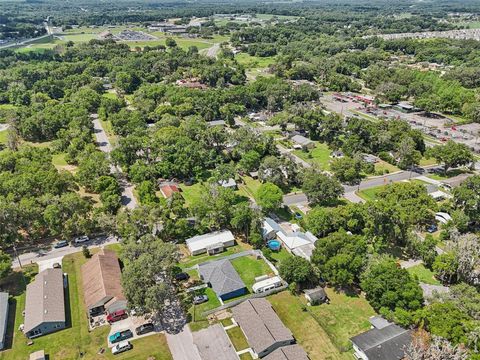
[357,185,385,201]
[188,287,221,331]
[305,288,376,352]
[179,243,250,269]
[230,255,273,290]
[374,160,400,174]
[407,264,441,285]
[179,183,205,207]
[268,292,350,360]
[0,130,7,144]
[226,326,249,351]
[52,153,68,167]
[237,176,262,201]
[235,53,276,69]
[293,142,331,170]
[0,252,172,360]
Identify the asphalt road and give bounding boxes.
[91,114,137,209]
[12,236,118,269]
[343,169,423,193]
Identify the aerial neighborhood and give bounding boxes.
[0,0,480,359]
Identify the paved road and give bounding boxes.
[343,169,423,193]
[12,236,118,269]
[166,325,201,360]
[91,114,137,209]
[205,43,220,58]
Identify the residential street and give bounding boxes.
[91,114,137,209]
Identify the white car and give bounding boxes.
[74,235,90,244]
[112,341,132,355]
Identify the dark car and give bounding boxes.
[174,272,189,281]
[135,323,155,335]
[109,329,133,344]
[54,240,68,249]
[427,224,438,233]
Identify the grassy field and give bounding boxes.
[458,21,480,29]
[419,157,437,166]
[407,264,441,285]
[1,252,172,360]
[268,292,350,360]
[0,130,7,144]
[293,142,331,170]
[374,160,400,174]
[52,153,68,167]
[305,288,376,352]
[237,176,262,201]
[226,326,249,351]
[267,248,292,265]
[230,255,273,290]
[239,353,254,360]
[179,183,205,207]
[235,53,276,70]
[357,185,385,201]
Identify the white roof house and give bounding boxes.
[186,230,235,256]
[262,218,282,240]
[277,231,318,252]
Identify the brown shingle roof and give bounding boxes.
[24,269,65,333]
[263,344,309,360]
[81,249,125,310]
[232,298,294,355]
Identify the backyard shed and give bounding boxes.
[304,287,328,305]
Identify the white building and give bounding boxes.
[252,276,283,294]
[185,230,235,256]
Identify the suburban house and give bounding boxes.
[426,184,452,201]
[198,259,247,301]
[186,230,236,256]
[159,184,180,199]
[304,287,328,305]
[24,269,66,339]
[81,249,127,317]
[291,135,315,150]
[261,218,318,260]
[350,316,412,360]
[232,298,307,358]
[219,178,238,190]
[264,345,309,360]
[0,292,8,349]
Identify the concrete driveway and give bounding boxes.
[166,325,201,360]
[37,256,64,272]
[107,315,159,347]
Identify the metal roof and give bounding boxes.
[186,230,235,253]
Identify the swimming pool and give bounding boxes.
[267,240,281,251]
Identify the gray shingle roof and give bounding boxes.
[232,298,294,355]
[0,292,8,345]
[263,344,309,360]
[291,135,313,146]
[350,324,412,360]
[24,269,65,333]
[198,259,245,297]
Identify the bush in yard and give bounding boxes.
[82,245,91,258]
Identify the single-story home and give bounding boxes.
[276,230,318,254]
[0,292,8,349]
[350,316,412,360]
[159,184,180,199]
[291,135,315,150]
[198,259,247,301]
[262,218,283,240]
[207,120,226,127]
[81,249,127,317]
[186,230,235,256]
[24,269,66,339]
[232,298,305,358]
[304,287,328,305]
[263,344,309,360]
[426,184,452,201]
[219,178,237,190]
[362,154,379,164]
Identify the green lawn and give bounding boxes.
[305,288,376,352]
[419,157,437,166]
[293,142,331,170]
[235,53,276,70]
[237,176,262,201]
[267,248,292,265]
[427,169,468,181]
[226,326,249,351]
[407,264,441,285]
[268,292,350,360]
[0,252,172,360]
[52,153,68,167]
[0,130,7,144]
[180,244,248,269]
[239,353,254,360]
[188,287,221,332]
[357,185,385,201]
[374,160,400,175]
[179,183,205,207]
[230,255,273,291]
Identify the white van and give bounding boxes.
[112,341,132,355]
[252,276,283,294]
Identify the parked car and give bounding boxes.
[107,309,128,324]
[52,263,61,269]
[109,330,133,344]
[111,341,132,355]
[294,212,303,220]
[174,272,189,281]
[426,224,438,233]
[193,295,208,305]
[135,323,155,335]
[74,235,89,244]
[54,240,68,249]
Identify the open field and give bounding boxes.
[235,53,276,70]
[0,130,7,144]
[305,288,376,352]
[179,183,205,207]
[0,252,172,360]
[407,264,441,285]
[230,255,273,290]
[237,176,262,201]
[268,292,351,360]
[293,142,331,170]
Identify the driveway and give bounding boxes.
[283,192,308,207]
[108,315,159,347]
[166,326,201,360]
[37,256,64,272]
[192,324,237,360]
